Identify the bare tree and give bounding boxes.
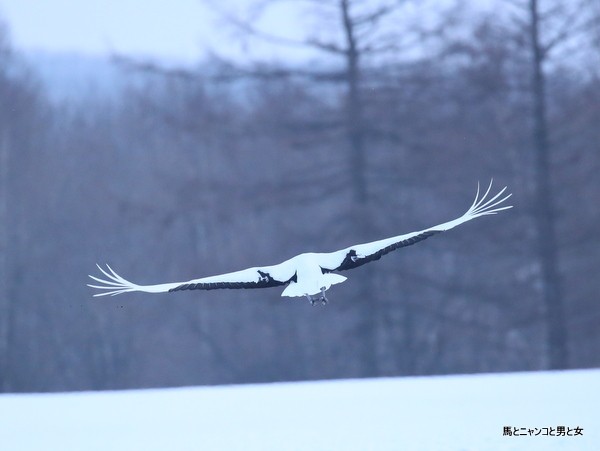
[0,18,50,391]
[464,0,597,370]
[70,0,597,388]
[0,119,9,392]
[201,0,438,376]
[0,21,18,391]
[526,0,567,369]
[514,0,594,369]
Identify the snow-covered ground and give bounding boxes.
[1,369,598,451]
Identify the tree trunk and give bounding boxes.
[341,0,379,376]
[0,128,10,391]
[529,0,568,369]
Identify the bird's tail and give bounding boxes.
[87,264,176,297]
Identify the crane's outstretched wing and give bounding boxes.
[88,262,297,297]
[319,180,512,273]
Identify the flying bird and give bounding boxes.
[89,180,512,305]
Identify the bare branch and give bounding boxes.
[508,9,531,32]
[305,38,345,54]
[353,3,397,28]
[203,0,332,52]
[112,51,348,85]
[111,53,198,81]
[216,60,347,83]
[541,8,590,56]
[504,0,530,13]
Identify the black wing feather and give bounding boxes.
[326,230,441,272]
[168,270,297,292]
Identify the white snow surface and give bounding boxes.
[1,369,598,451]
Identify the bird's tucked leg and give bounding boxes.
[305,294,317,306]
[319,287,328,305]
[305,291,328,306]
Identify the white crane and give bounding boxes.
[89,180,512,304]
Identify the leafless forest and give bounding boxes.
[1,0,599,392]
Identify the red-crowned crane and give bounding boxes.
[89,180,512,304]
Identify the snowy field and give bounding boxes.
[1,369,598,451]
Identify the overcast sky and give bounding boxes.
[0,0,218,62]
[0,1,503,65]
[0,0,310,63]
